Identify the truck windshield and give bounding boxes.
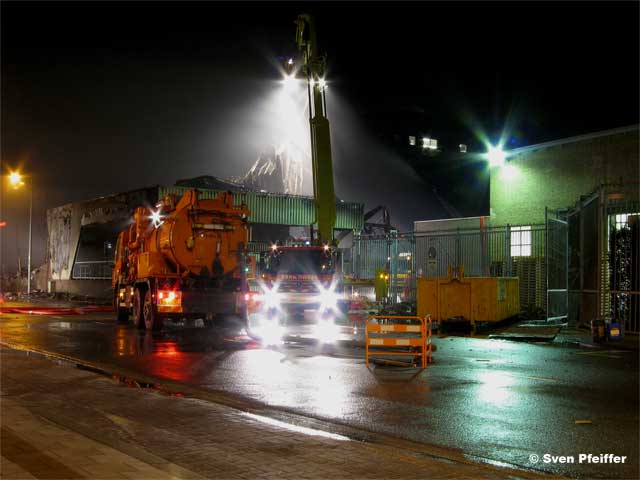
[268,250,334,275]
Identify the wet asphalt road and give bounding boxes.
[0,312,638,479]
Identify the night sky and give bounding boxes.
[1,1,638,273]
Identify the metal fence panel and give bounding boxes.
[353,225,548,311]
[389,233,415,302]
[567,193,599,326]
[606,200,640,334]
[353,235,389,280]
[72,261,114,280]
[547,211,568,321]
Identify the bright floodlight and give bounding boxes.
[282,73,296,92]
[486,145,506,166]
[9,171,24,188]
[318,78,326,90]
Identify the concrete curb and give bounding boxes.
[554,337,640,352]
[0,339,556,479]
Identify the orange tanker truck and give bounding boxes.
[112,189,251,330]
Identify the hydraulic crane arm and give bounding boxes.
[295,14,336,245]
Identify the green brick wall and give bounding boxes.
[490,128,639,226]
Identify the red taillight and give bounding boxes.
[156,290,181,306]
[243,292,263,303]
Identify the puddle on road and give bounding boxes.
[474,358,513,365]
[49,322,73,329]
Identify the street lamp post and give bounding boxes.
[8,171,33,295]
[27,182,33,295]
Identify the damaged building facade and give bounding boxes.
[45,178,364,298]
[47,187,158,297]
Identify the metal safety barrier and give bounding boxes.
[365,315,432,368]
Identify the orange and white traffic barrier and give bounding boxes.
[365,315,432,368]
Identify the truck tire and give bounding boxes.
[143,289,162,331]
[131,287,144,329]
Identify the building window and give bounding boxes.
[422,137,438,150]
[511,226,531,257]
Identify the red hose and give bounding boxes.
[0,306,113,315]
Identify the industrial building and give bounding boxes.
[490,124,639,332]
[352,125,639,333]
[489,124,638,226]
[44,177,364,298]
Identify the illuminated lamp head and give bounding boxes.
[149,208,163,227]
[486,145,506,167]
[9,171,24,188]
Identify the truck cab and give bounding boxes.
[246,243,348,343]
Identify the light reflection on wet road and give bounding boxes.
[1,312,638,478]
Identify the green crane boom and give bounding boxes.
[295,14,336,245]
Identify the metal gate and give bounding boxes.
[546,208,568,321]
[607,209,639,334]
[567,191,600,326]
[565,184,639,333]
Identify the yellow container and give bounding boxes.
[417,268,519,330]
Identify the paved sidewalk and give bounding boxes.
[1,400,193,479]
[0,347,548,479]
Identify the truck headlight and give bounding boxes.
[261,288,281,310]
[250,287,281,310]
[317,288,339,312]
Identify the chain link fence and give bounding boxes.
[350,225,547,313]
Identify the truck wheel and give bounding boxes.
[143,289,162,331]
[131,287,144,329]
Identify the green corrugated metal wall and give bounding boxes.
[158,186,364,231]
